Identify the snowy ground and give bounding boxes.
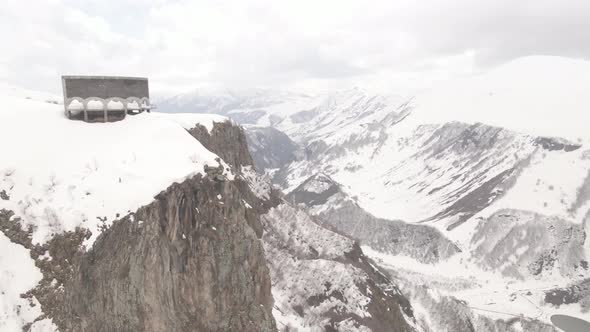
[0,92,231,246]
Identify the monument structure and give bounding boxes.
[62,76,151,122]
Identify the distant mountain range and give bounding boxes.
[158,55,590,330]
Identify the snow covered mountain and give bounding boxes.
[281,56,590,328]
[160,55,590,330]
[0,85,419,331]
[159,88,319,126]
[2,55,589,332]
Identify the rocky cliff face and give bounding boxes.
[0,120,278,331]
[60,174,276,332]
[187,120,254,171]
[57,121,277,331]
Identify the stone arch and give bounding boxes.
[105,97,127,110]
[126,97,142,116]
[126,97,141,110]
[66,97,85,109]
[83,97,106,109]
[65,97,85,119]
[106,97,128,120]
[83,97,107,122]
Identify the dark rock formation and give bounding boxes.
[425,167,517,230]
[50,121,276,331]
[286,173,340,207]
[340,244,415,332]
[545,279,590,312]
[472,209,587,279]
[60,175,276,332]
[287,173,460,264]
[0,210,92,330]
[1,174,277,332]
[534,136,582,152]
[187,120,254,171]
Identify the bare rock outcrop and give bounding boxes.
[188,120,255,171]
[287,173,460,264]
[59,175,276,332]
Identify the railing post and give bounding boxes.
[104,100,108,122]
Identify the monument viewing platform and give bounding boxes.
[62,75,152,122]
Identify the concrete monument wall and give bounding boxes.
[62,76,149,100]
[61,76,151,122]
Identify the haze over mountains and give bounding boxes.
[160,56,590,140]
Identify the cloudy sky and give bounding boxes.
[1,0,589,97]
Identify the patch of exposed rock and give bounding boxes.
[287,173,460,264]
[1,171,277,332]
[59,175,276,331]
[534,136,582,152]
[545,279,590,312]
[0,210,91,330]
[472,209,588,279]
[187,120,254,171]
[262,203,416,331]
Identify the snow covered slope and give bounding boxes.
[252,56,590,327]
[278,56,590,235]
[273,87,410,145]
[0,92,232,246]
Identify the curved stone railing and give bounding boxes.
[65,96,151,122]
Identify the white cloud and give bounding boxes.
[1,0,589,97]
